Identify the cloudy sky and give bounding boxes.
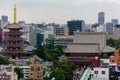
[0,0,120,24]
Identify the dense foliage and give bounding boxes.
[14,67,24,79]
[50,61,75,80]
[32,44,64,61]
[107,38,120,49]
[0,57,10,65]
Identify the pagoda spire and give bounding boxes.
[13,4,17,24]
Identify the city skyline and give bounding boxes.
[0,0,120,24]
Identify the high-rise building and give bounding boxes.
[1,15,8,29]
[55,25,68,36]
[28,25,36,46]
[106,22,114,36]
[1,15,8,23]
[98,12,105,25]
[67,20,85,35]
[111,19,119,25]
[113,25,120,39]
[37,33,44,46]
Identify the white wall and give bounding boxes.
[92,67,109,80]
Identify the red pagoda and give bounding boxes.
[4,5,23,59]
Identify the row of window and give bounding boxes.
[94,70,106,74]
[30,66,43,71]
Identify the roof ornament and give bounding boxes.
[13,4,17,24]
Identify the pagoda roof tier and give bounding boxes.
[4,38,23,41]
[4,32,23,35]
[5,24,23,29]
[4,50,23,53]
[4,44,23,47]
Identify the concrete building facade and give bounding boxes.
[29,55,44,80]
[91,67,109,80]
[98,12,105,25]
[67,20,85,35]
[0,64,18,80]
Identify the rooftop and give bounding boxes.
[5,23,23,29]
[65,43,115,53]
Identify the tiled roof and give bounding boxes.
[65,43,100,53]
[24,45,36,51]
[65,43,115,53]
[5,24,22,29]
[33,55,43,62]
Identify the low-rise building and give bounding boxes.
[0,64,18,80]
[19,66,30,79]
[29,55,44,80]
[109,50,120,65]
[46,35,73,46]
[91,67,109,80]
[116,65,120,80]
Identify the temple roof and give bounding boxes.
[23,45,36,52]
[5,23,22,29]
[65,43,115,53]
[65,43,100,53]
[33,55,43,62]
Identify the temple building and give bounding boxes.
[65,32,115,69]
[4,5,23,59]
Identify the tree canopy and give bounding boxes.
[50,61,75,80]
[14,67,24,79]
[107,38,120,49]
[32,44,64,61]
[0,57,10,65]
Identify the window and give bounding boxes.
[94,71,98,74]
[112,60,114,62]
[36,66,40,71]
[31,66,34,71]
[101,71,105,74]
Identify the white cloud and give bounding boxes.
[72,0,120,6]
[108,0,120,4]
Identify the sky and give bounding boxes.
[0,0,120,24]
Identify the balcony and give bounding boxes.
[4,44,23,47]
[4,50,23,53]
[4,31,23,35]
[66,58,92,62]
[67,56,95,59]
[4,38,23,41]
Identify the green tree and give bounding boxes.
[107,38,114,47]
[14,67,24,79]
[0,57,10,65]
[103,54,108,59]
[50,67,65,80]
[51,61,75,80]
[32,45,45,58]
[32,44,64,61]
[107,38,120,49]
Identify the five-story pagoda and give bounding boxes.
[4,5,23,59]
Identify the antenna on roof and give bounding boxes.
[13,4,17,24]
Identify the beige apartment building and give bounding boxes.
[29,55,44,80]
